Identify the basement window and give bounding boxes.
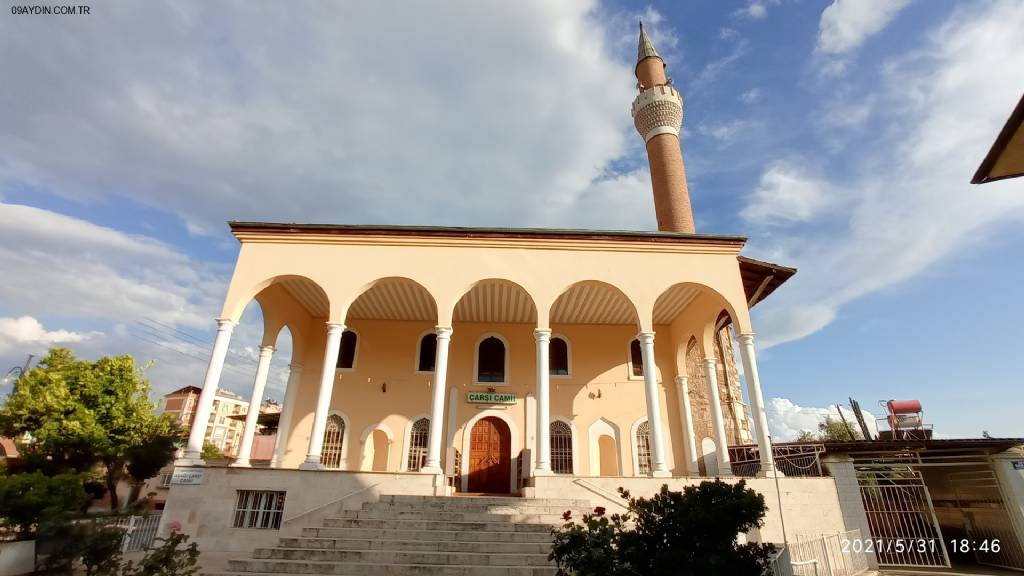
[232,490,285,529]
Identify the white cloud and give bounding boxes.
[733,1,779,20]
[0,316,97,354]
[738,88,763,105]
[691,29,749,94]
[0,203,222,329]
[816,0,911,74]
[0,1,643,234]
[741,163,833,224]
[747,0,1024,347]
[697,119,758,147]
[766,397,879,441]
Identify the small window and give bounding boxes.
[337,330,357,369]
[232,490,285,529]
[635,421,652,475]
[418,333,437,372]
[550,420,573,474]
[630,339,644,377]
[550,337,569,376]
[406,418,430,471]
[477,336,506,383]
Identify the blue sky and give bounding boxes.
[1,0,1022,439]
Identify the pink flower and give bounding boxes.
[167,521,182,532]
[594,507,606,516]
[562,510,572,521]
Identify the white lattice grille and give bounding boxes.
[407,418,429,471]
[550,420,573,474]
[232,490,285,529]
[322,414,345,469]
[636,421,652,475]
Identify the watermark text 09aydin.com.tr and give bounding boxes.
[10,4,91,15]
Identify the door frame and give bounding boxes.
[461,410,519,493]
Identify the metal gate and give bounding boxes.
[950,470,1024,571]
[856,465,949,568]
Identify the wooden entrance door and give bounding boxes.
[468,416,511,493]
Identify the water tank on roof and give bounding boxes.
[887,399,922,414]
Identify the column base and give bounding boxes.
[757,467,783,478]
[420,466,443,474]
[298,460,323,471]
[533,468,554,477]
[174,457,206,467]
[229,459,251,468]
[651,469,671,478]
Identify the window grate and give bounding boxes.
[406,418,430,471]
[550,420,573,474]
[232,490,285,530]
[322,414,345,469]
[636,421,652,475]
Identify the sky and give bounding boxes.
[1,0,1022,440]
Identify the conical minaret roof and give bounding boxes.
[637,21,662,67]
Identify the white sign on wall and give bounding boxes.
[170,468,204,485]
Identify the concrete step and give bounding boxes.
[278,536,550,554]
[252,548,551,567]
[337,509,570,524]
[301,526,554,543]
[361,502,589,516]
[320,517,554,532]
[219,559,557,575]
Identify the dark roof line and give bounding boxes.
[228,222,748,245]
[972,92,1024,184]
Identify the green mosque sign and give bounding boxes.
[467,392,517,405]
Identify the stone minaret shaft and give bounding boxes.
[631,23,694,233]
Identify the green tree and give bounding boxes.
[550,481,776,576]
[0,471,92,537]
[201,441,227,461]
[0,348,182,509]
[796,416,861,442]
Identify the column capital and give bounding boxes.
[325,322,346,334]
[434,326,453,339]
[702,357,716,369]
[215,318,237,330]
[533,328,551,342]
[258,345,276,355]
[674,375,689,387]
[637,331,655,344]
[737,333,756,346]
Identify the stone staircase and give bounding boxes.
[206,494,594,575]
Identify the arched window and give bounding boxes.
[635,421,652,475]
[550,337,569,376]
[417,333,437,372]
[630,339,644,377]
[406,418,430,471]
[322,414,346,469]
[550,420,573,474]
[337,330,358,369]
[477,336,506,383]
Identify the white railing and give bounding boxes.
[121,512,162,552]
[783,529,870,576]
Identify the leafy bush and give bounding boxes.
[550,480,776,576]
[0,471,92,537]
[121,531,200,576]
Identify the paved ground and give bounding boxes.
[882,564,1023,576]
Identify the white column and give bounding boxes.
[421,326,452,473]
[674,375,699,475]
[534,329,552,475]
[637,331,670,477]
[299,322,345,470]
[702,357,733,476]
[736,333,777,476]
[232,345,275,467]
[271,363,302,467]
[180,318,236,464]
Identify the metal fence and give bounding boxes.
[730,444,826,478]
[120,512,162,552]
[769,530,871,576]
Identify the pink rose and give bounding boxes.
[167,521,182,532]
[562,510,572,521]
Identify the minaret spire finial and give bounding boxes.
[637,20,661,67]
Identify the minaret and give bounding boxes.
[631,22,695,233]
